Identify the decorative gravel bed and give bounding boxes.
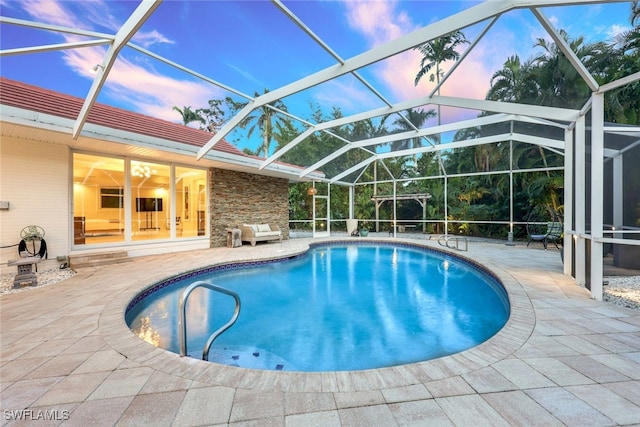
[1,268,76,296]
[1,267,639,312]
[603,275,640,310]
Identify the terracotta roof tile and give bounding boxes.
[0,77,243,156]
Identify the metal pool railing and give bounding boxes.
[178,281,241,361]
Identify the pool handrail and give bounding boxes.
[178,280,241,360]
[437,235,468,251]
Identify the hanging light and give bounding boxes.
[307,187,317,196]
[132,162,152,178]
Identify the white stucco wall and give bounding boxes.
[0,136,70,274]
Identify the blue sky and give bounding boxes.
[0,0,634,152]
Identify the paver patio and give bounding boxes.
[1,236,639,426]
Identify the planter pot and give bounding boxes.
[360,229,369,237]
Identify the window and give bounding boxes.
[73,152,207,245]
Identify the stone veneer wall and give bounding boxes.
[209,168,290,247]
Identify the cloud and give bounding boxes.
[16,0,81,29]
[607,24,630,40]
[132,30,175,49]
[309,77,384,115]
[62,47,223,122]
[342,0,492,124]
[14,0,211,123]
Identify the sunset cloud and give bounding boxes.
[12,0,212,122]
[342,0,493,124]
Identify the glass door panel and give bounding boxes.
[72,153,124,245]
[175,166,207,238]
[131,161,170,241]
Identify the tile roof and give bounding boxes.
[0,77,244,157]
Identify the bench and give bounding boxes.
[391,224,417,234]
[8,257,43,288]
[239,223,282,246]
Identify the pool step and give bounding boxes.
[69,250,131,269]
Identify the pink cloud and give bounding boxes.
[17,0,212,123]
[344,1,493,125]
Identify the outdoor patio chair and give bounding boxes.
[527,220,563,250]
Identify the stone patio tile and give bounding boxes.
[229,389,284,423]
[23,352,93,380]
[586,306,635,318]
[285,410,341,427]
[491,359,555,389]
[333,390,385,409]
[61,335,108,354]
[523,357,593,386]
[461,366,517,393]
[603,380,640,406]
[580,317,639,333]
[66,396,134,426]
[435,394,509,426]
[389,399,453,426]
[381,384,431,403]
[482,391,563,426]
[229,415,284,426]
[558,355,631,383]
[33,371,111,406]
[0,356,49,382]
[518,335,579,357]
[424,376,475,398]
[139,369,194,394]
[608,332,640,350]
[0,376,62,411]
[22,337,78,359]
[566,383,640,425]
[72,348,126,374]
[319,372,338,392]
[588,353,640,380]
[525,386,614,426]
[88,366,154,400]
[580,333,639,353]
[116,390,186,426]
[284,392,336,415]
[551,335,608,355]
[0,338,39,362]
[338,404,397,427]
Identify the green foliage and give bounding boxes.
[183,10,639,240]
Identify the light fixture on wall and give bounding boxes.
[307,187,317,196]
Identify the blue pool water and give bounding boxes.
[126,243,510,372]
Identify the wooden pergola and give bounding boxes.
[371,193,432,233]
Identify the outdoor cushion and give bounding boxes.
[254,231,280,237]
[257,224,271,232]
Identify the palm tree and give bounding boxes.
[531,30,608,109]
[225,89,289,157]
[632,1,640,26]
[486,55,538,104]
[390,108,436,152]
[172,106,204,127]
[414,31,469,136]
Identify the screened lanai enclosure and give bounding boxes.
[2,0,639,302]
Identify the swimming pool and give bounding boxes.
[126,242,510,372]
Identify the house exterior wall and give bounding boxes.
[210,168,290,247]
[1,136,293,275]
[0,136,70,274]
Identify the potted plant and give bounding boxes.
[360,221,370,237]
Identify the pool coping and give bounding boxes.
[99,238,535,392]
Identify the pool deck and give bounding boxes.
[1,236,639,426]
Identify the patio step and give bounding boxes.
[69,250,132,269]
